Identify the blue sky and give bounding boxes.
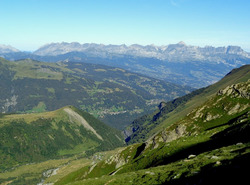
[0,0,250,51]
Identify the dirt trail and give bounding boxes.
[64,108,103,141]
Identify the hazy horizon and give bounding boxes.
[2,41,250,53]
[1,0,250,51]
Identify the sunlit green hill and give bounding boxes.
[0,106,124,172]
[125,65,250,143]
[52,68,249,185]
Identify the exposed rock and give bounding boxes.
[2,95,18,113]
[34,42,250,63]
[146,125,186,149]
[145,171,155,175]
[217,81,250,99]
[188,154,196,159]
[42,168,59,178]
[216,161,221,165]
[236,142,243,145]
[104,148,128,169]
[211,156,219,159]
[123,129,133,139]
[159,125,186,143]
[158,102,167,110]
[64,108,103,141]
[204,113,221,122]
[0,44,20,53]
[193,105,206,119]
[228,103,240,115]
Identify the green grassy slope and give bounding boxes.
[0,106,124,172]
[126,65,250,143]
[55,79,249,185]
[0,57,192,129]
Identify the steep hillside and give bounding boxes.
[54,80,250,185]
[0,68,249,185]
[125,65,250,143]
[0,106,124,172]
[0,57,191,129]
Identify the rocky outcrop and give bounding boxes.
[146,81,250,150]
[2,95,18,113]
[33,42,250,63]
[191,81,249,122]
[217,81,250,99]
[146,125,186,149]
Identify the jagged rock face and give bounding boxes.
[33,42,250,63]
[146,125,186,150]
[217,81,250,99]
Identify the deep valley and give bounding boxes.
[0,61,249,184]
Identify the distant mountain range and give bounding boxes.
[1,42,250,88]
[33,41,250,62]
[0,44,20,53]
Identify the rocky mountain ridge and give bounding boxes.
[33,42,250,64]
[217,81,249,99]
[0,44,20,53]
